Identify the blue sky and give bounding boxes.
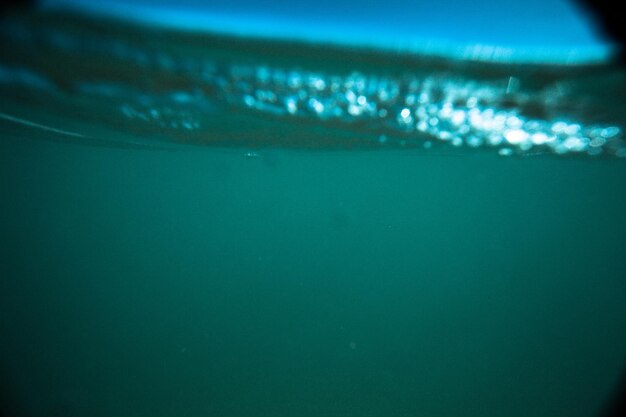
[41,0,614,62]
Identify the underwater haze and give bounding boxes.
[1,1,626,417]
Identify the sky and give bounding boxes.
[40,0,614,62]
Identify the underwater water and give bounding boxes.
[1,3,626,417]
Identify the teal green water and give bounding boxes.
[2,135,626,416]
[2,9,626,417]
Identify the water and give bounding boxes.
[1,5,626,417]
